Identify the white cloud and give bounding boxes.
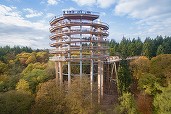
[72,0,115,8]
[0,4,50,49]
[47,0,59,5]
[0,5,48,30]
[97,0,116,8]
[114,0,171,39]
[62,7,76,11]
[45,13,55,19]
[100,12,106,16]
[0,5,21,17]
[114,0,171,19]
[72,0,96,6]
[24,8,43,18]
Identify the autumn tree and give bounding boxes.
[23,69,48,92]
[25,53,36,64]
[65,77,99,114]
[130,56,150,79]
[0,90,34,114]
[150,54,171,86]
[36,51,48,63]
[0,61,8,75]
[16,79,30,92]
[32,79,66,114]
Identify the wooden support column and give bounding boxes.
[90,60,93,92]
[114,62,119,93]
[90,20,94,107]
[107,62,110,93]
[80,16,82,79]
[90,59,93,107]
[59,61,63,86]
[68,25,71,89]
[68,61,71,88]
[55,62,59,84]
[101,61,104,99]
[98,60,101,103]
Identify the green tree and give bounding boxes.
[23,69,48,92]
[142,38,153,58]
[156,45,164,55]
[162,36,171,54]
[115,92,138,114]
[118,37,130,58]
[138,73,159,95]
[0,61,8,75]
[134,38,143,55]
[16,79,30,92]
[109,39,119,56]
[117,60,132,94]
[153,84,171,114]
[127,38,143,56]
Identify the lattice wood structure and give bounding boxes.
[49,10,109,102]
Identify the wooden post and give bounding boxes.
[55,62,59,84]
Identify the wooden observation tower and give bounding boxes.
[49,10,109,102]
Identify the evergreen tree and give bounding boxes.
[156,45,164,55]
[109,39,119,56]
[142,38,153,58]
[118,37,130,58]
[162,36,171,54]
[117,60,132,94]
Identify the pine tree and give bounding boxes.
[156,45,164,55]
[117,60,132,94]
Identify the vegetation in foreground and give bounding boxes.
[0,35,171,114]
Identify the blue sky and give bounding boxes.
[0,0,171,49]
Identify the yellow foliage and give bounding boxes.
[25,54,36,64]
[130,56,150,79]
[16,79,30,92]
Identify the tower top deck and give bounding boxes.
[63,10,99,16]
[50,10,100,25]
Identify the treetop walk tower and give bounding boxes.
[49,10,109,102]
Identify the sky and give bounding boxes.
[0,0,171,49]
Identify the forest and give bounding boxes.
[0,35,171,114]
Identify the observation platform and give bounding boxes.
[50,10,100,26]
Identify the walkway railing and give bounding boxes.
[49,56,66,61]
[108,56,139,62]
[49,21,109,32]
